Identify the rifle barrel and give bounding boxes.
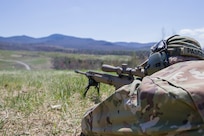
[75,70,87,75]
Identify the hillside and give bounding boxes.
[0,34,154,52]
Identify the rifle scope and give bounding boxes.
[102,64,145,77]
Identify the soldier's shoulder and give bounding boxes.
[152,60,204,77]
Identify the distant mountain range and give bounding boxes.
[0,34,155,52]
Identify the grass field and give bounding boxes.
[0,50,119,135]
[0,70,114,135]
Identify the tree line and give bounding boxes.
[51,51,149,70]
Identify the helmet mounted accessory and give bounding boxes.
[145,35,204,75]
[145,39,169,75]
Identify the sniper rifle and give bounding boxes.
[75,64,145,97]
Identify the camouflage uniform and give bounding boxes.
[81,60,204,136]
[80,35,204,135]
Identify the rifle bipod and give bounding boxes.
[83,77,100,97]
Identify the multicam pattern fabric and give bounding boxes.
[81,61,204,136]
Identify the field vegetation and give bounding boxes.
[0,70,115,135]
[0,50,149,135]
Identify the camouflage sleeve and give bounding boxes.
[81,79,141,136]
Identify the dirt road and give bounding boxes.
[0,59,31,70]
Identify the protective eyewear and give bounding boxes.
[150,40,168,53]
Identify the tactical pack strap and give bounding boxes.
[167,46,204,60]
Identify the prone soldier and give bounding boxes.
[79,35,204,136]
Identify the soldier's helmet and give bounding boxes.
[145,35,204,75]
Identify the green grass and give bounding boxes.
[0,70,114,135]
[0,61,26,70]
[0,50,53,70]
[0,50,139,135]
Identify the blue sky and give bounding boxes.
[1,0,204,47]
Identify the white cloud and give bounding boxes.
[198,33,204,39]
[178,28,204,48]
